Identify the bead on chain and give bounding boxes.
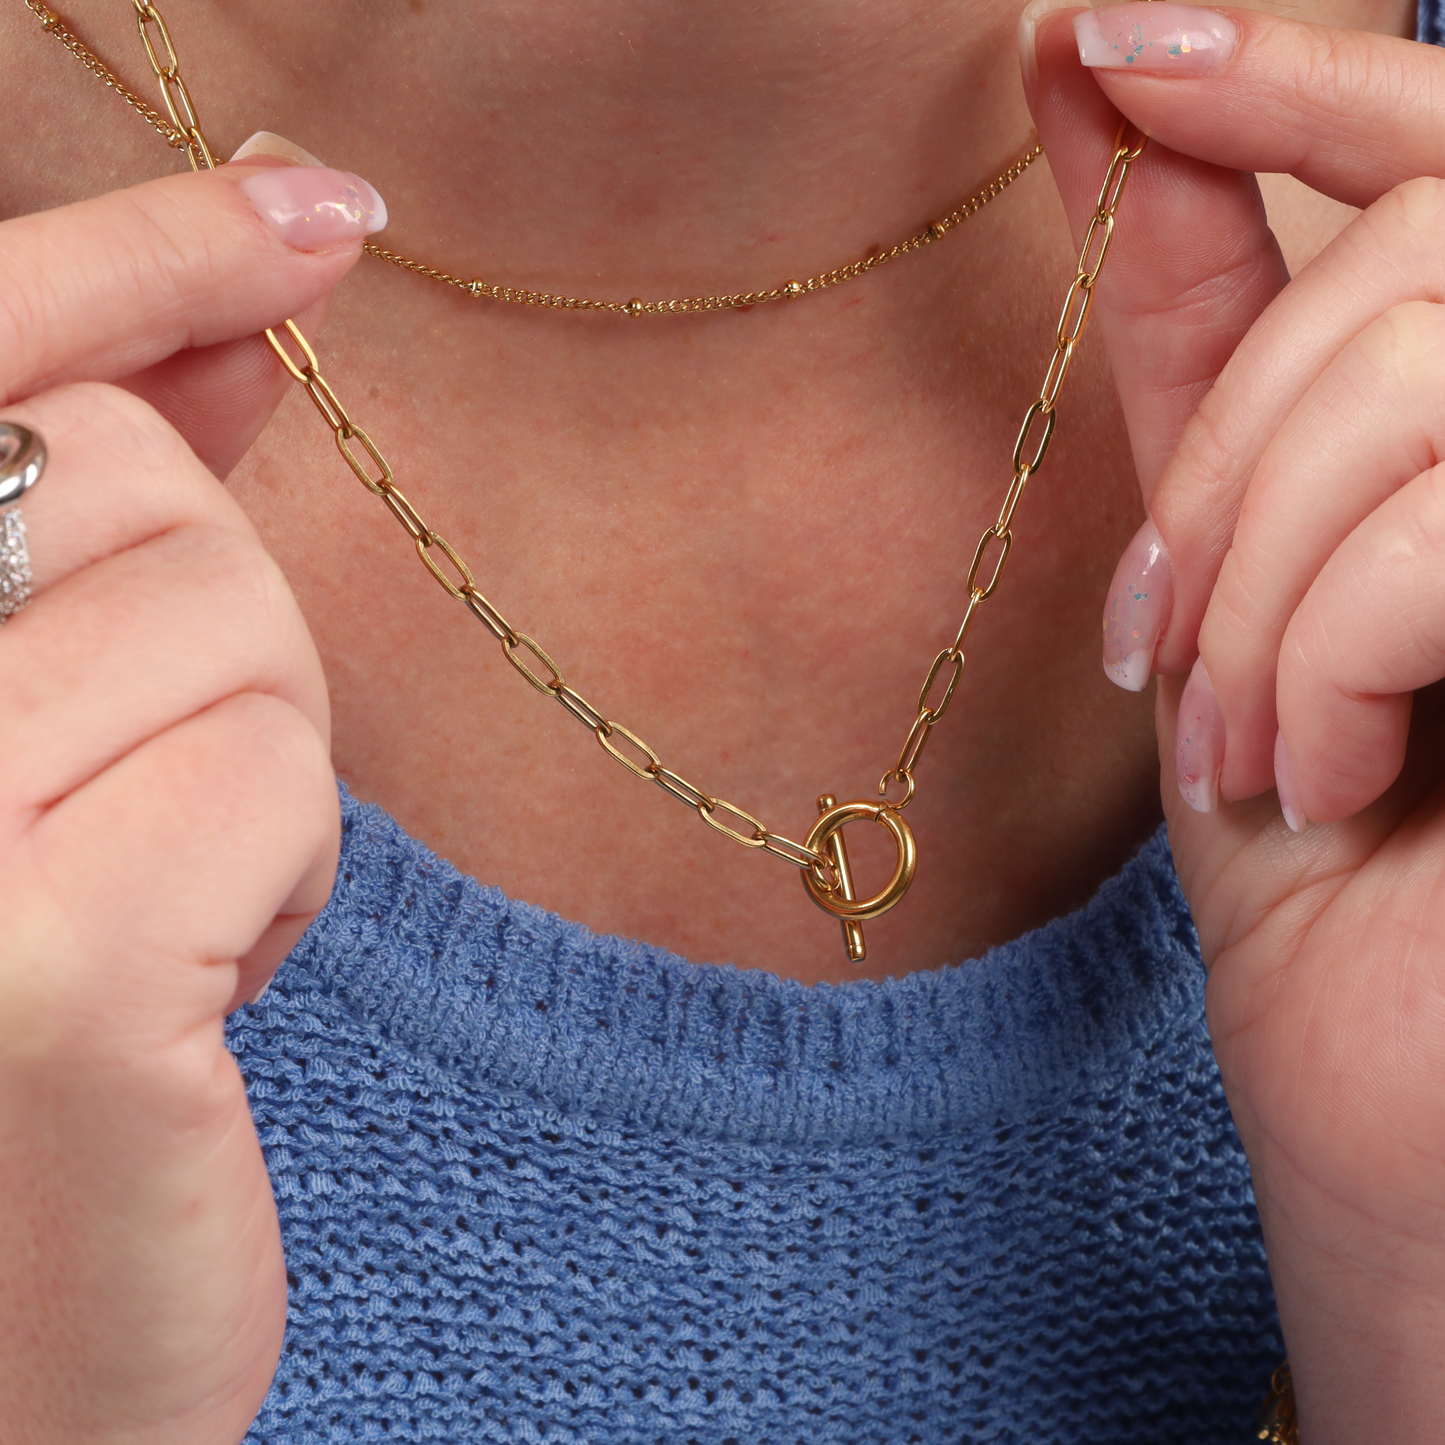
[27,0,1147,925]
[360,144,1043,316]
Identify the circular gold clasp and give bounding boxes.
[801,799,917,922]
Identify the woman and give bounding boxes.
[0,0,1439,1437]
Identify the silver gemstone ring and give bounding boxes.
[0,422,45,625]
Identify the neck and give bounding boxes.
[9,0,1172,984]
[183,0,1035,296]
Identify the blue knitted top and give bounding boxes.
[230,789,1272,1445]
[228,19,1443,1438]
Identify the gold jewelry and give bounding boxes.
[20,0,1042,319]
[1257,1362,1300,1444]
[26,0,1147,963]
[362,158,1041,316]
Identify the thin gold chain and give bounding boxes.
[19,0,1041,316]
[363,146,1042,316]
[24,0,1148,939]
[22,0,187,152]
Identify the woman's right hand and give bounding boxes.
[1027,6,1445,1436]
[0,156,376,1444]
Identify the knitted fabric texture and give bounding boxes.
[229,788,1280,1444]
[229,15,1445,1441]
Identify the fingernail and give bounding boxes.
[1274,731,1307,833]
[230,131,326,168]
[1176,656,1223,813]
[1074,3,1238,73]
[1018,0,1075,95]
[1103,516,1173,691]
[238,166,388,252]
[246,978,272,1005]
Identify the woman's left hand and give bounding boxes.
[1027,6,1445,1438]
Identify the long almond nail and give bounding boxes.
[1075,3,1238,73]
[1017,0,1075,95]
[1274,731,1307,833]
[1176,657,1223,813]
[238,166,387,252]
[230,130,326,167]
[1103,517,1172,691]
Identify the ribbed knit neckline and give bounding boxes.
[284,787,1201,1150]
[277,0,1445,1165]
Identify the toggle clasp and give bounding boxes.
[802,795,918,963]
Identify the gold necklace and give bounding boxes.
[24,0,1043,318]
[25,0,1147,964]
[362,162,1042,316]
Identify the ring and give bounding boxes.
[0,422,45,626]
[801,798,917,922]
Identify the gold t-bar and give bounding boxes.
[816,795,867,962]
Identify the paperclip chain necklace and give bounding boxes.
[26,0,1149,964]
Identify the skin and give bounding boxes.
[0,0,1438,1439]
[0,0,1398,985]
[1028,8,1445,1438]
[6,0,1177,986]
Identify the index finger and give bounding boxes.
[0,159,385,406]
[1068,6,1444,686]
[1074,4,1434,210]
[1024,2,1289,498]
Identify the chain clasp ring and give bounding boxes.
[802,795,918,963]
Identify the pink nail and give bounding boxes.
[1074,4,1238,73]
[1176,657,1223,813]
[1273,731,1307,833]
[1103,517,1173,692]
[238,166,387,252]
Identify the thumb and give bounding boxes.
[1020,1,1288,504]
[116,306,325,480]
[118,133,358,479]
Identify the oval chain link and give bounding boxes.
[132,0,215,169]
[34,0,1146,886]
